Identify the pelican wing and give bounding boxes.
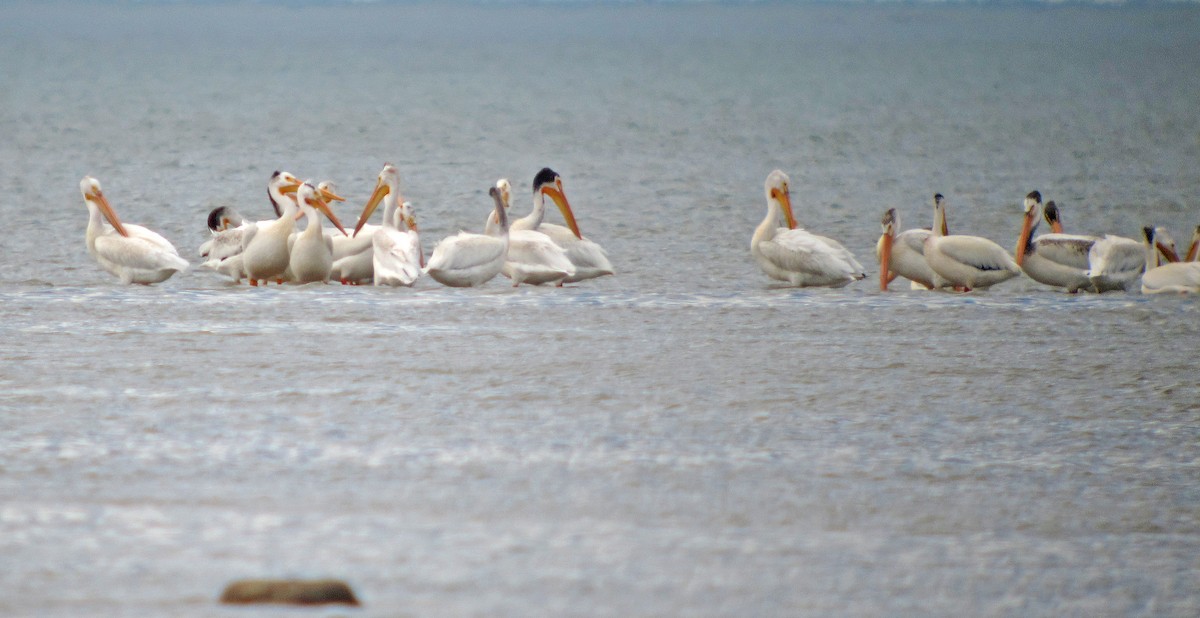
[761,229,861,279]
[1033,234,1094,269]
[1087,235,1142,277]
[815,234,865,274]
[897,228,932,256]
[508,230,575,275]
[373,228,422,286]
[94,234,189,273]
[239,224,259,253]
[934,236,1018,272]
[425,232,506,272]
[201,228,245,261]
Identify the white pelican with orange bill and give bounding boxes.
[287,181,349,283]
[512,168,612,284]
[79,176,189,284]
[876,207,939,291]
[423,184,509,288]
[351,163,423,287]
[923,193,1020,291]
[1141,227,1200,294]
[1014,191,1098,292]
[751,170,865,288]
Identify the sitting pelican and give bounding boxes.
[923,193,1020,291]
[876,207,939,291]
[512,168,613,284]
[751,170,865,288]
[350,164,423,287]
[234,171,305,286]
[1141,227,1200,294]
[423,185,509,287]
[321,180,374,284]
[488,179,574,286]
[287,181,349,283]
[79,176,189,284]
[1014,192,1097,292]
[198,206,250,282]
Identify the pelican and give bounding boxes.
[79,176,189,284]
[198,206,253,282]
[1186,225,1200,262]
[923,193,1020,291]
[350,164,423,287]
[287,181,349,283]
[876,207,939,291]
[320,180,373,284]
[512,168,613,284]
[751,170,865,288]
[1014,192,1097,292]
[423,185,509,287]
[229,171,304,285]
[485,179,574,287]
[1141,227,1200,294]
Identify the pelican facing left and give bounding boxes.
[80,176,189,284]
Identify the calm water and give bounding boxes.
[1,2,1199,616]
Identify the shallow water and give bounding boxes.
[1,2,1199,616]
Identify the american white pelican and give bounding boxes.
[350,164,423,287]
[923,193,1020,291]
[79,176,189,284]
[488,179,574,287]
[1014,192,1097,292]
[1186,225,1200,262]
[751,170,865,288]
[1141,227,1200,294]
[287,181,348,283]
[423,185,509,288]
[234,171,305,286]
[320,180,373,284]
[512,168,613,284]
[198,172,305,277]
[876,207,938,291]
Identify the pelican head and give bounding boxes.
[489,183,509,231]
[880,207,898,236]
[400,200,418,232]
[1187,224,1200,262]
[268,171,303,217]
[353,163,401,237]
[80,176,129,237]
[298,181,348,237]
[765,170,796,230]
[1154,226,1180,263]
[206,206,245,232]
[496,178,513,209]
[1016,190,1043,266]
[533,167,582,238]
[316,181,346,203]
[1042,200,1063,233]
[932,193,949,237]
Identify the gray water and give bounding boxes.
[1,2,1199,616]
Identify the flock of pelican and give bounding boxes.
[754,170,1199,294]
[79,165,613,289]
[80,167,1198,294]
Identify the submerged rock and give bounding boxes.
[219,579,360,606]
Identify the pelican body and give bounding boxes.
[923,193,1020,291]
[423,186,509,287]
[488,179,574,286]
[1141,227,1200,294]
[287,182,349,283]
[239,171,304,285]
[511,168,613,284]
[751,170,865,288]
[351,164,423,287]
[876,208,937,290]
[1014,193,1097,292]
[80,177,189,284]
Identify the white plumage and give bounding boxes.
[79,176,189,285]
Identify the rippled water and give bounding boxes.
[1,2,1199,616]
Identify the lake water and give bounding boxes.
[1,2,1198,616]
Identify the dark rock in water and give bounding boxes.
[219,579,360,606]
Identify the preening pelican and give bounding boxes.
[486,179,574,287]
[287,181,349,283]
[512,168,613,284]
[751,170,865,288]
[923,193,1020,291]
[1014,192,1097,292]
[876,207,938,291]
[79,176,189,284]
[1141,227,1200,294]
[423,185,509,287]
[351,164,423,287]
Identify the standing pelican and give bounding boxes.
[351,164,423,287]
[79,176,189,284]
[488,178,574,286]
[876,207,939,291]
[751,170,865,288]
[423,185,509,288]
[287,181,349,283]
[512,168,613,284]
[1014,192,1097,292]
[923,193,1020,291]
[1141,227,1200,294]
[236,171,305,286]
